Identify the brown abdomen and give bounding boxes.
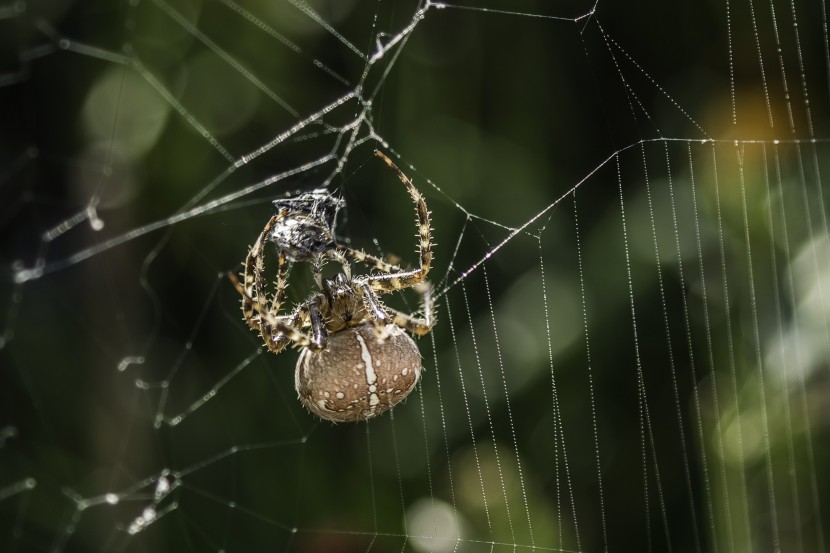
[295,323,422,422]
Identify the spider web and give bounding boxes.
[1,0,829,551]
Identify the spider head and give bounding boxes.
[270,189,345,262]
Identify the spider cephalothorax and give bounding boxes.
[229,150,435,422]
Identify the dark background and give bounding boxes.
[1,0,829,551]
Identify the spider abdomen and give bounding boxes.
[295,323,422,422]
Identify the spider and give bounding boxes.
[229,150,435,423]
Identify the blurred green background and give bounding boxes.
[1,0,829,551]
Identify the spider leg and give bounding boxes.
[255,249,291,346]
[307,297,328,351]
[357,150,432,293]
[333,249,352,281]
[265,304,308,354]
[311,249,351,290]
[361,280,435,338]
[229,272,316,350]
[268,250,289,313]
[359,282,405,342]
[337,245,403,274]
[359,283,390,324]
[388,280,435,336]
[241,212,287,330]
[388,309,434,336]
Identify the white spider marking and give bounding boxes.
[355,333,380,410]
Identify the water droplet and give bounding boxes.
[142,506,157,522]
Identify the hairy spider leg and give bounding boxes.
[359,283,390,324]
[337,245,404,274]
[390,309,434,336]
[307,297,327,351]
[269,250,289,313]
[359,280,435,338]
[311,248,351,290]
[357,282,393,340]
[387,280,435,336]
[241,212,288,330]
[254,250,291,347]
[229,272,316,351]
[268,303,311,353]
[357,150,433,293]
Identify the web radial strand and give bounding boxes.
[687,141,731,550]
